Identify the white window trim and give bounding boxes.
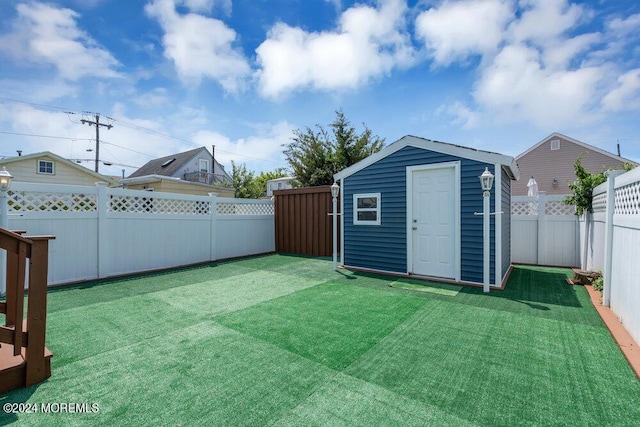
[353,193,381,225]
[550,139,560,150]
[37,159,55,175]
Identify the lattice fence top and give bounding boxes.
[614,181,640,215]
[545,199,575,215]
[592,192,607,213]
[217,202,274,216]
[512,200,538,215]
[109,194,210,215]
[8,190,97,212]
[511,195,575,216]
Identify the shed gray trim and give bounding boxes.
[334,135,520,181]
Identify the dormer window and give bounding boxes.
[161,158,176,168]
[38,160,54,175]
[550,139,560,150]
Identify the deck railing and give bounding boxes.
[0,228,54,392]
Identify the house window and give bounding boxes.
[353,193,381,225]
[199,159,210,173]
[550,139,560,150]
[38,160,54,175]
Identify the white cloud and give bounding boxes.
[605,12,640,34]
[415,0,513,66]
[508,0,586,44]
[542,33,601,69]
[133,88,172,108]
[325,0,343,13]
[473,44,603,127]
[0,78,77,104]
[255,0,414,99]
[602,69,640,112]
[413,0,631,128]
[437,101,480,128]
[0,2,121,80]
[192,121,294,172]
[145,0,250,92]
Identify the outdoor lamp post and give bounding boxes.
[0,167,13,230]
[0,167,13,296]
[479,167,494,293]
[330,181,340,270]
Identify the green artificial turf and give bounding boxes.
[1,255,639,426]
[388,279,462,296]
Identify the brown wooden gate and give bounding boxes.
[274,185,340,257]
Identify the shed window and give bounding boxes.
[353,193,381,225]
[38,160,54,175]
[550,139,560,150]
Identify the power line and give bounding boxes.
[69,158,139,169]
[0,96,71,112]
[1,96,283,164]
[0,131,93,141]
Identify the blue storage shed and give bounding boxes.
[333,135,520,288]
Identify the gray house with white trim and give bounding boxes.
[334,135,520,288]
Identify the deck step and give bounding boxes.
[0,343,53,394]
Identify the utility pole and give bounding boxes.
[81,113,113,173]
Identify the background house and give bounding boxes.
[129,147,231,184]
[124,147,233,196]
[334,135,519,289]
[120,175,234,197]
[0,151,119,186]
[513,133,635,196]
[266,176,295,197]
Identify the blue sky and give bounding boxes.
[0,0,639,179]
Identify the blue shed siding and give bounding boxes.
[342,145,496,284]
[501,167,511,279]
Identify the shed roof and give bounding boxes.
[334,135,520,181]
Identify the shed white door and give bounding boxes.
[410,167,456,279]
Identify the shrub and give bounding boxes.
[592,273,603,292]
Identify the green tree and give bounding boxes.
[564,157,606,216]
[564,158,635,216]
[284,110,384,186]
[254,168,289,196]
[231,163,289,198]
[231,161,260,199]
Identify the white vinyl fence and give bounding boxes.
[511,193,579,267]
[582,168,640,347]
[3,182,274,289]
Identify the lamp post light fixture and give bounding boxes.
[0,167,13,192]
[0,167,14,229]
[330,181,340,271]
[479,167,494,293]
